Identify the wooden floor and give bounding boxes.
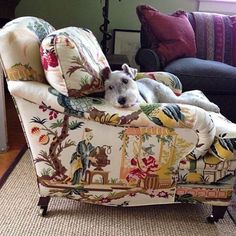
[0,90,26,187]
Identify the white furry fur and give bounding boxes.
[101,64,220,113]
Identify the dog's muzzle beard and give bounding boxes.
[116,96,139,108]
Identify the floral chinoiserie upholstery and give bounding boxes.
[40,27,109,98]
[0,17,55,82]
[1,17,236,221]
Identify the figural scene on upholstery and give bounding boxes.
[0,11,235,222]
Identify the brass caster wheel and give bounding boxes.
[38,206,48,217]
[207,214,219,224]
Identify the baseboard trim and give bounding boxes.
[0,144,27,189]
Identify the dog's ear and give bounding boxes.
[100,66,111,80]
[122,63,138,79]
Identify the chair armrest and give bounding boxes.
[135,48,161,72]
[140,103,216,160]
[135,72,182,95]
[209,112,236,161]
[8,80,216,160]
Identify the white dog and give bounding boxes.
[101,64,220,113]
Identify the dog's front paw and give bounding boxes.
[155,83,161,90]
[210,103,220,113]
[155,83,166,95]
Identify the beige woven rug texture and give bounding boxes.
[0,151,235,236]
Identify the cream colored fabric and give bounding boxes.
[40,27,109,97]
[8,89,234,206]
[8,80,216,159]
[0,17,55,82]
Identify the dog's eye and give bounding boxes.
[108,85,113,90]
[122,78,128,84]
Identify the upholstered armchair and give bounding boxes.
[0,16,236,223]
[135,5,236,122]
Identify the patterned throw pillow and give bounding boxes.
[40,27,110,98]
[0,16,55,82]
[189,12,236,67]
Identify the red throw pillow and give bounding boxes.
[136,5,196,66]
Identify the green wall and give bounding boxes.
[16,0,198,45]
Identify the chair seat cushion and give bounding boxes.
[40,27,109,98]
[164,58,236,95]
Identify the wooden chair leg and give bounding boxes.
[37,196,50,217]
[207,205,228,223]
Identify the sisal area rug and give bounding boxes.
[0,151,235,236]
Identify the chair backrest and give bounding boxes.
[0,16,55,83]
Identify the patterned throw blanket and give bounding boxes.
[188,12,236,67]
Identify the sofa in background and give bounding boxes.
[135,5,236,122]
[1,16,236,223]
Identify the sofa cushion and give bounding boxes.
[40,27,109,98]
[136,5,196,66]
[0,16,55,82]
[164,58,236,95]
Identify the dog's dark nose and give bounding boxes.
[118,96,126,105]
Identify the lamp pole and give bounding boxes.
[100,0,112,55]
[100,0,121,55]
